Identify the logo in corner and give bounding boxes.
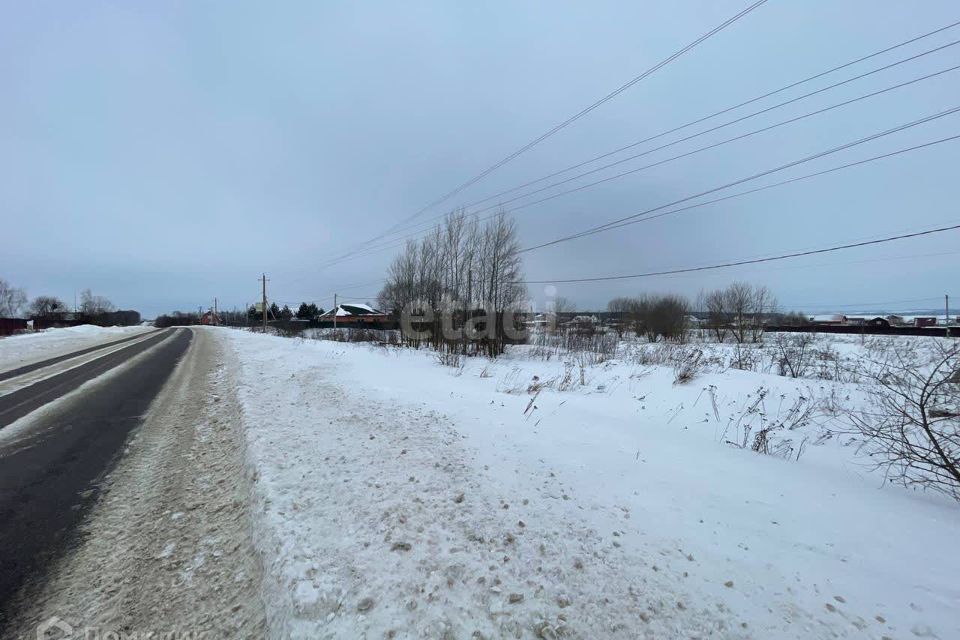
[37,616,73,639]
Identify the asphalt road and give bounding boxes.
[0,328,160,383]
[0,329,178,428]
[0,328,193,629]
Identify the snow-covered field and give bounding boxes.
[0,324,152,371]
[218,328,960,639]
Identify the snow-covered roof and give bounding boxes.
[319,303,384,318]
[809,314,846,322]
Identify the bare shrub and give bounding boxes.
[723,387,817,460]
[818,385,849,417]
[673,348,704,384]
[309,328,400,344]
[435,350,463,368]
[846,340,960,500]
[730,342,763,371]
[773,332,815,378]
[530,329,619,365]
[276,324,306,339]
[556,363,576,392]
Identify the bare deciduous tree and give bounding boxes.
[847,340,960,500]
[647,294,689,343]
[605,294,688,342]
[0,278,27,317]
[79,288,115,315]
[552,295,575,314]
[29,295,67,317]
[378,209,526,356]
[606,297,630,337]
[704,282,777,343]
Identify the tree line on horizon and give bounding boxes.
[0,278,139,326]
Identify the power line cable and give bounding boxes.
[698,248,960,282]
[318,129,960,271]
[515,223,960,284]
[351,0,769,246]
[576,134,960,235]
[520,106,960,253]
[340,22,960,256]
[297,248,960,305]
[463,51,960,218]
[323,56,960,267]
[461,21,960,212]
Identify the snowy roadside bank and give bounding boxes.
[220,329,960,639]
[0,324,152,371]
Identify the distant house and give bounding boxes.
[524,312,556,329]
[318,303,391,326]
[885,315,905,326]
[564,315,600,330]
[865,316,890,328]
[809,314,847,325]
[914,316,938,328]
[200,311,221,326]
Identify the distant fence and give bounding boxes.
[0,318,28,336]
[766,325,958,338]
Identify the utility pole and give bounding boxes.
[946,294,950,337]
[467,268,472,314]
[214,297,218,326]
[261,273,268,333]
[333,293,337,330]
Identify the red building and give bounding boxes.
[200,311,221,326]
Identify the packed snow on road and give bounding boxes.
[216,328,960,639]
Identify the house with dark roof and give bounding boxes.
[317,303,392,326]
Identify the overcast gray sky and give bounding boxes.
[4,1,960,317]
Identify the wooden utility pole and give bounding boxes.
[946,294,950,337]
[214,297,219,326]
[467,268,472,314]
[261,273,268,333]
[333,293,338,329]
